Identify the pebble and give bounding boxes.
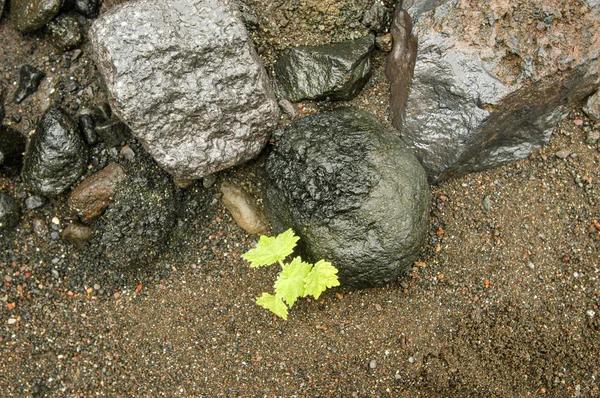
[369,359,377,369]
[14,65,45,103]
[220,182,269,235]
[408,356,415,364]
[7,318,17,325]
[32,218,48,236]
[47,13,84,51]
[587,130,600,144]
[555,149,571,159]
[51,269,60,279]
[25,195,46,210]
[0,192,21,230]
[527,261,535,270]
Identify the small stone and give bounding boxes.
[25,195,46,210]
[119,145,135,161]
[14,65,45,104]
[77,111,98,145]
[375,33,393,52]
[482,196,492,213]
[51,269,59,278]
[32,218,48,236]
[61,222,93,249]
[7,318,17,325]
[527,262,536,270]
[278,99,298,119]
[94,118,130,148]
[0,192,21,230]
[11,0,62,32]
[587,310,596,317]
[202,174,217,188]
[47,13,84,51]
[369,359,377,369]
[555,149,571,159]
[51,258,60,264]
[362,3,391,33]
[11,114,22,123]
[583,90,600,121]
[587,130,600,144]
[408,356,415,364]
[62,0,101,18]
[51,216,60,225]
[220,182,269,235]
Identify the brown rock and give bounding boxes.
[220,182,269,235]
[62,222,92,249]
[68,163,126,222]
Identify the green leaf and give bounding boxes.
[274,257,313,307]
[241,229,299,268]
[304,260,340,300]
[256,293,288,320]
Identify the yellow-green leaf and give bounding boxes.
[256,293,288,320]
[304,260,340,299]
[241,229,299,268]
[274,257,313,307]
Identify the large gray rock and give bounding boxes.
[22,107,88,197]
[10,0,62,32]
[89,0,279,181]
[264,107,430,289]
[388,1,600,183]
[275,35,375,102]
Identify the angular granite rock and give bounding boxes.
[275,35,375,102]
[89,0,279,181]
[264,107,430,289]
[22,107,88,197]
[388,0,600,183]
[11,0,62,32]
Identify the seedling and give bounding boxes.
[242,229,340,320]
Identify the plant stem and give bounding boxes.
[278,260,285,269]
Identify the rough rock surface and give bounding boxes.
[220,182,269,235]
[275,35,375,102]
[0,192,20,230]
[69,162,126,222]
[62,0,101,18]
[11,0,62,32]
[89,152,180,268]
[584,90,600,120]
[89,0,279,181]
[21,107,88,197]
[14,65,45,104]
[46,13,84,51]
[388,0,600,183]
[0,126,26,177]
[264,107,430,289]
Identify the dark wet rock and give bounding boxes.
[89,153,180,268]
[89,0,279,181]
[69,163,126,222]
[93,102,111,120]
[275,35,375,102]
[77,111,99,145]
[0,0,5,20]
[94,118,130,148]
[264,107,430,289]
[0,85,4,121]
[220,182,269,235]
[583,91,600,121]
[62,0,100,18]
[62,222,92,249]
[0,126,26,177]
[21,107,88,197]
[46,13,84,51]
[25,195,46,210]
[362,3,391,33]
[0,192,20,230]
[388,1,600,183]
[11,114,22,124]
[14,65,45,104]
[11,0,62,32]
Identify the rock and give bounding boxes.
[68,163,126,222]
[25,195,46,210]
[62,222,92,249]
[0,126,26,177]
[403,0,451,22]
[89,0,279,181]
[0,192,20,230]
[22,107,88,197]
[375,33,393,52]
[587,0,600,11]
[388,0,600,183]
[583,91,600,121]
[587,130,600,144]
[94,117,130,148]
[14,65,45,104]
[0,85,4,121]
[264,107,430,289]
[275,35,375,102]
[362,3,391,33]
[555,149,571,159]
[62,0,100,18]
[90,152,180,268]
[0,0,5,20]
[11,0,62,32]
[46,13,84,51]
[32,218,48,236]
[220,181,269,235]
[77,110,99,145]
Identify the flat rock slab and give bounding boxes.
[89,0,279,181]
[264,107,430,289]
[388,0,600,183]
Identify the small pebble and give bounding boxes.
[527,262,535,270]
[7,318,17,325]
[408,356,415,364]
[369,359,377,369]
[51,269,59,279]
[555,149,570,159]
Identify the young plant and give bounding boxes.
[241,229,340,320]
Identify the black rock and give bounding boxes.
[46,13,84,51]
[0,192,20,230]
[0,85,4,121]
[21,107,89,197]
[90,151,180,268]
[94,117,131,148]
[25,195,46,210]
[264,107,430,289]
[275,35,375,102]
[14,65,45,104]
[11,0,62,31]
[0,126,26,177]
[62,0,101,18]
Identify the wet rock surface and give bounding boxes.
[11,0,62,32]
[46,13,84,51]
[388,0,600,183]
[62,0,101,18]
[220,181,269,235]
[21,107,88,197]
[68,162,126,222]
[14,65,45,104]
[0,191,20,230]
[275,35,375,102]
[265,107,430,288]
[0,126,26,176]
[89,0,280,181]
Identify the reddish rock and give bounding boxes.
[68,163,125,221]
